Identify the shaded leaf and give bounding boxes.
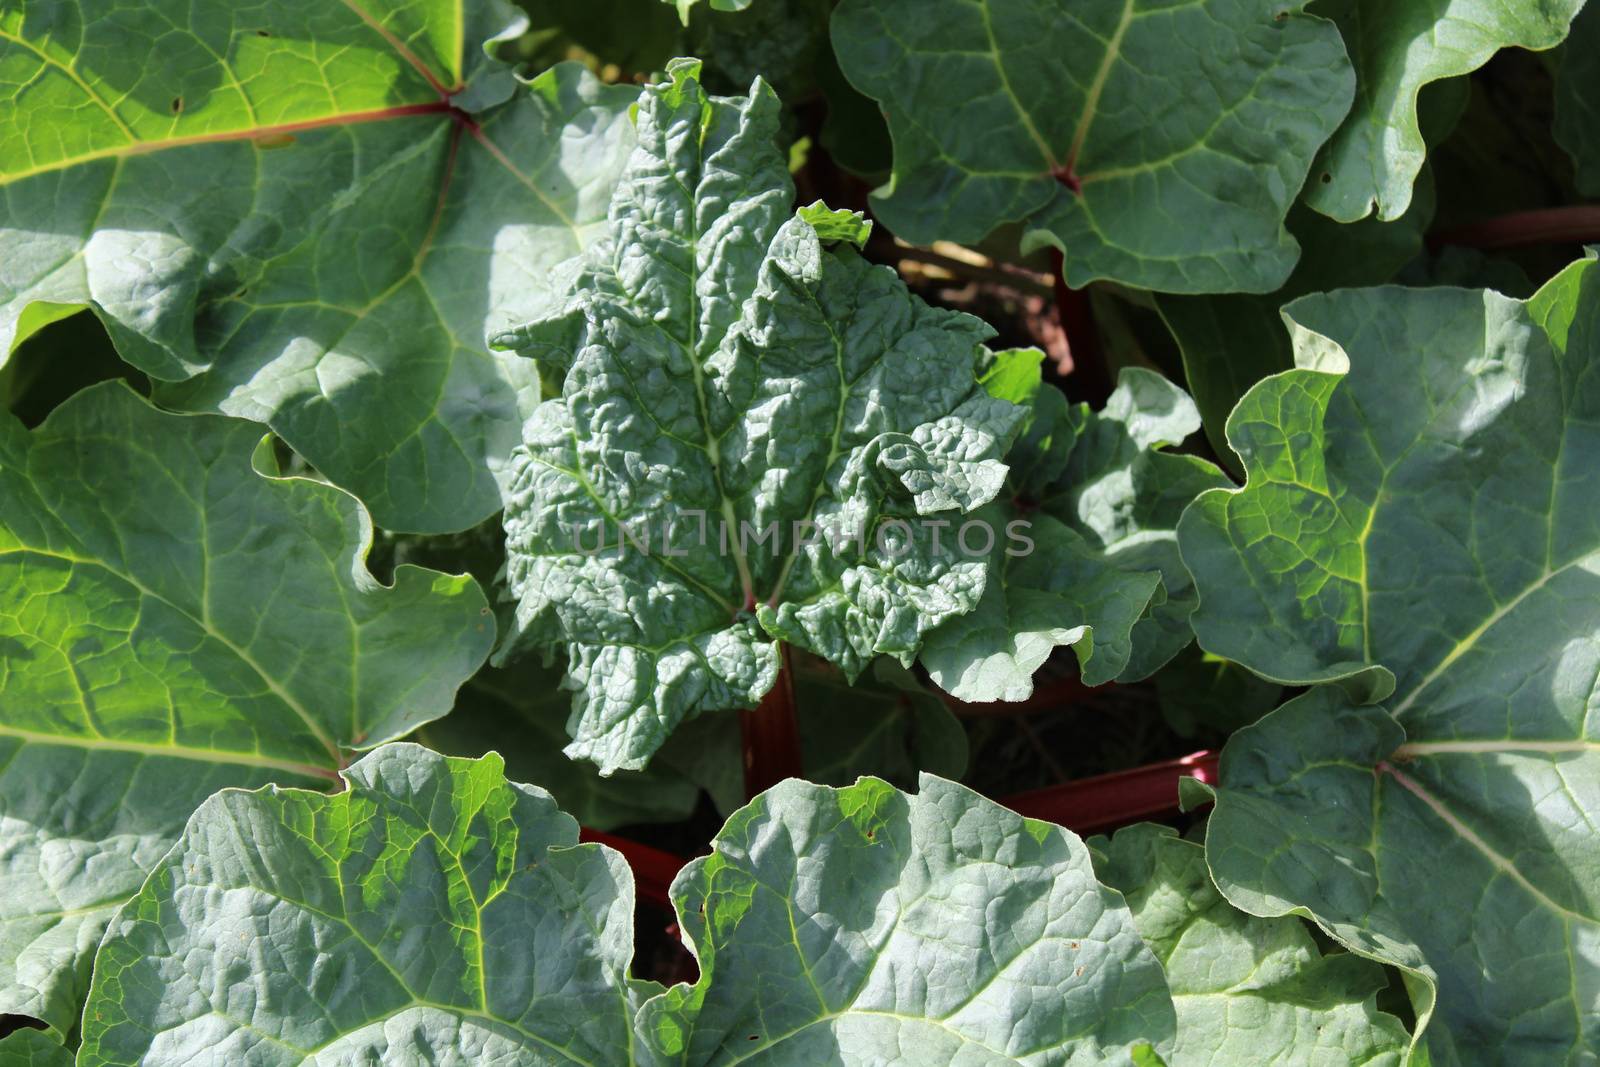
[0,1031,69,1067]
[831,0,1353,293]
[415,657,705,832]
[1555,0,1600,197]
[1092,823,1409,1066]
[798,659,969,787]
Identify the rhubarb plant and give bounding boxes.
[6,0,1600,1063]
[72,744,1176,1065]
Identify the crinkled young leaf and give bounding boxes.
[76,744,643,1066]
[495,61,1026,774]
[1179,261,1600,1061]
[0,384,493,1038]
[923,368,1227,702]
[638,773,1177,1064]
[1306,0,1582,221]
[0,1031,70,1067]
[0,0,638,532]
[830,0,1353,293]
[1091,823,1409,1067]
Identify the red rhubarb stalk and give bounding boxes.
[1001,749,1219,835]
[1430,205,1600,251]
[1049,250,1112,405]
[740,643,803,798]
[579,829,688,908]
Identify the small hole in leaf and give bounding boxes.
[256,28,271,36]
[171,97,183,113]
[748,1036,759,1042]
[1320,172,1332,184]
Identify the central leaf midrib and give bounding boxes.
[0,722,338,781]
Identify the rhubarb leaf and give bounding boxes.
[923,368,1227,702]
[495,61,1026,773]
[1091,823,1410,1066]
[0,1,638,532]
[638,774,1178,1063]
[76,745,643,1066]
[0,384,492,1038]
[830,0,1353,293]
[1307,0,1583,221]
[1180,260,1600,1061]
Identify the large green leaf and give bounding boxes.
[0,384,493,1038]
[0,1,638,532]
[923,367,1228,701]
[76,744,644,1065]
[1092,824,1409,1066]
[829,0,1353,293]
[1305,0,1582,221]
[1178,261,1600,1061]
[73,746,1180,1064]
[639,773,1178,1063]
[495,60,1026,773]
